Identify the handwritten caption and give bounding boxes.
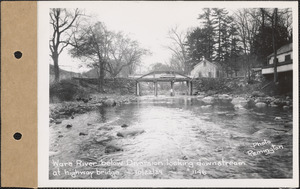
[247,139,284,156]
[51,158,246,178]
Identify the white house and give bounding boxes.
[262,43,293,75]
[190,58,222,78]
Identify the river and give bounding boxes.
[49,95,293,179]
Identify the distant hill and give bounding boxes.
[50,64,82,83]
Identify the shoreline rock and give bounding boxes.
[105,144,123,154]
[117,129,145,138]
[255,102,267,108]
[202,96,215,104]
[49,94,137,126]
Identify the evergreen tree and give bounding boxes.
[197,8,215,59]
[253,9,290,66]
[211,8,230,62]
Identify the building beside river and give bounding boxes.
[262,43,293,94]
[190,58,223,79]
[262,43,293,76]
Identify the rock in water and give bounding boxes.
[274,117,282,121]
[121,124,129,128]
[66,124,72,128]
[117,129,145,137]
[234,104,245,110]
[201,105,212,109]
[116,132,123,137]
[98,126,113,131]
[202,96,215,104]
[283,106,289,110]
[255,102,267,108]
[49,151,60,156]
[55,120,62,124]
[284,122,293,127]
[105,144,123,154]
[79,132,88,136]
[104,99,117,107]
[94,136,111,144]
[269,102,278,108]
[217,112,227,116]
[218,94,232,102]
[231,97,249,107]
[254,97,268,104]
[251,91,265,97]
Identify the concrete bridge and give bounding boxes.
[135,71,193,96]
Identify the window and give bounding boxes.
[208,72,212,78]
[269,57,278,64]
[285,54,291,61]
[216,70,219,78]
[198,72,202,78]
[268,57,272,64]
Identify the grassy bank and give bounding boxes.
[49,78,137,124]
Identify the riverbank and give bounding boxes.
[50,94,137,125]
[197,91,293,110]
[50,90,293,126]
[49,76,293,142]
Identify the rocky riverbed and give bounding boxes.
[198,91,293,111]
[49,94,138,125]
[49,91,293,179]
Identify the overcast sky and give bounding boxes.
[57,2,207,73]
[52,1,293,74]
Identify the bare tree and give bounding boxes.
[69,22,112,92]
[263,8,279,82]
[49,8,82,82]
[106,32,148,77]
[234,8,260,79]
[166,26,189,74]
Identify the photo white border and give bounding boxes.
[38,1,299,187]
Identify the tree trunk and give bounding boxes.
[218,21,221,61]
[53,53,60,82]
[272,8,278,83]
[98,61,105,92]
[247,56,251,81]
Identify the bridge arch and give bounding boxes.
[135,71,193,96]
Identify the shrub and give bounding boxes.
[193,78,232,93]
[50,79,85,102]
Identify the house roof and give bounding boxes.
[268,43,292,57]
[194,59,221,69]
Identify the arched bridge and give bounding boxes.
[134,71,193,96]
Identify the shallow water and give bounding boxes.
[49,95,293,179]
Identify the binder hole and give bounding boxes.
[14,51,22,59]
[13,132,22,140]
